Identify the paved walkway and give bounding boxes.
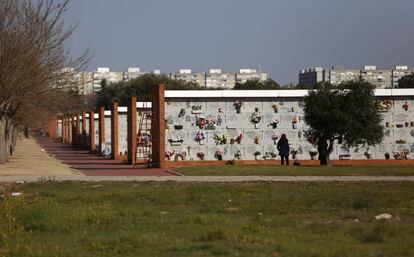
[2,135,414,183]
[0,134,81,177]
[34,135,173,177]
[1,175,414,183]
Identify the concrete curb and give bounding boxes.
[1,176,414,183]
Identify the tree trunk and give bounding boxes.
[318,138,334,166]
[10,125,20,156]
[0,116,8,164]
[5,117,13,161]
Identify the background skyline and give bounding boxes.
[64,0,414,85]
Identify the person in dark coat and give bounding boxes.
[277,133,290,165]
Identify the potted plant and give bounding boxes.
[233,101,242,113]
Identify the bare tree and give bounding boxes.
[0,0,90,163]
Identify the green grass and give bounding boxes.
[1,181,414,257]
[176,165,414,176]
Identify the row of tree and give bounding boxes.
[95,75,282,108]
[0,0,89,163]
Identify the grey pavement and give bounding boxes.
[1,175,414,183]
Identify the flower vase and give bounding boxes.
[217,155,223,161]
[236,107,241,114]
[255,123,260,129]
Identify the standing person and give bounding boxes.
[277,134,290,165]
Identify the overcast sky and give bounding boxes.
[63,0,414,85]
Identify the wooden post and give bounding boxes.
[127,97,137,165]
[98,106,105,154]
[111,101,119,160]
[89,111,95,153]
[82,111,87,148]
[152,84,166,168]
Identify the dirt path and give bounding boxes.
[0,134,82,177]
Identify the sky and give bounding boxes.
[63,0,414,85]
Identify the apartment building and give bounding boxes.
[299,65,414,88]
[173,68,268,89]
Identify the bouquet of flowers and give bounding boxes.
[254,135,260,144]
[233,101,242,108]
[263,151,277,160]
[213,134,229,145]
[234,150,242,160]
[196,117,206,129]
[205,118,216,130]
[215,149,224,160]
[195,131,205,142]
[176,151,187,161]
[233,101,242,113]
[197,152,205,160]
[271,103,278,113]
[271,135,279,141]
[165,150,175,160]
[253,151,261,160]
[235,133,243,144]
[169,136,184,143]
[251,112,262,123]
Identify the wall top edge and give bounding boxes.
[164,89,414,98]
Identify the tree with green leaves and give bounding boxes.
[234,78,280,90]
[397,73,414,88]
[303,81,383,165]
[95,74,204,109]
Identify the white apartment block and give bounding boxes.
[173,68,268,89]
[74,67,269,94]
[299,65,414,88]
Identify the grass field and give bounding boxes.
[176,165,414,176]
[1,181,414,257]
